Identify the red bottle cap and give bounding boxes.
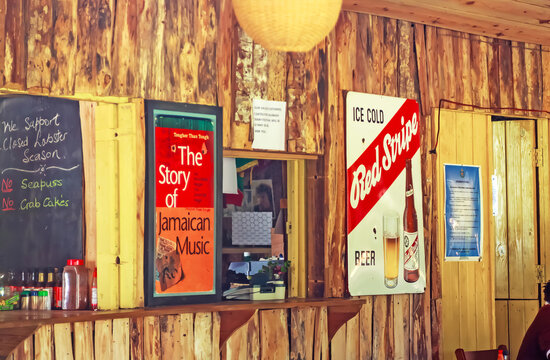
[93,268,97,278]
[67,259,84,266]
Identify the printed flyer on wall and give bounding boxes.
[346,92,426,296]
[444,164,482,261]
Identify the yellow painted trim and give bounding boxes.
[118,103,139,309]
[95,103,120,310]
[287,160,307,298]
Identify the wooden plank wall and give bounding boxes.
[7,308,329,360]
[1,1,549,358]
[436,111,495,360]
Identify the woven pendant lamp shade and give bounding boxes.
[232,0,342,52]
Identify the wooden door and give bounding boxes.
[493,119,541,360]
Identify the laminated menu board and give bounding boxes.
[0,95,83,270]
[145,100,222,306]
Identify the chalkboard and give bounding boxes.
[0,95,83,271]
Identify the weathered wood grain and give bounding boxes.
[113,318,130,360]
[160,315,181,360]
[180,313,195,359]
[14,336,33,360]
[498,40,514,114]
[51,0,77,95]
[53,323,74,360]
[129,317,144,360]
[95,320,112,360]
[313,307,328,360]
[144,316,160,360]
[217,0,234,148]
[74,0,97,93]
[260,309,289,360]
[512,41,528,115]
[290,307,316,360]
[34,325,53,360]
[26,0,53,92]
[111,0,138,96]
[0,0,7,87]
[194,313,213,360]
[74,321,94,360]
[4,0,26,89]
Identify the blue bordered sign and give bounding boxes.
[444,164,482,261]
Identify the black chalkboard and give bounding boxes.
[0,95,83,271]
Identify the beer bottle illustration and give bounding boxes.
[403,158,419,283]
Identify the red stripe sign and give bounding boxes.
[346,99,420,233]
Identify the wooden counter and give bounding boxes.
[1,297,364,359]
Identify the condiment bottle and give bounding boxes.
[38,290,49,310]
[62,259,88,310]
[20,290,29,310]
[37,269,46,288]
[30,290,39,310]
[53,267,62,310]
[0,271,5,297]
[91,268,98,311]
[45,268,55,309]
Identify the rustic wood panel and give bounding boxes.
[455,114,476,352]
[144,316,160,360]
[113,318,129,360]
[472,112,495,350]
[0,0,7,87]
[130,317,144,360]
[160,315,181,360]
[34,325,53,360]
[53,323,74,360]
[194,312,213,360]
[495,300,509,352]
[437,110,459,360]
[95,320,112,360]
[217,0,234,148]
[4,0,26,89]
[111,0,137,97]
[74,321,94,360]
[14,336,33,360]
[26,0,53,92]
[260,309,289,360]
[51,0,77,95]
[506,121,537,300]
[223,311,260,360]
[290,307,316,360]
[314,307,328,360]
[509,300,539,360]
[180,314,195,359]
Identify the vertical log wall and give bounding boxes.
[2,0,550,358]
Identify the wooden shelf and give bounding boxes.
[222,247,271,254]
[0,297,365,329]
[0,298,365,357]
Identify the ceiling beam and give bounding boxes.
[343,0,550,45]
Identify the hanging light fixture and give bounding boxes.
[232,0,343,52]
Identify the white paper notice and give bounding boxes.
[251,99,286,151]
[223,157,238,194]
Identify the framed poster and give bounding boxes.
[145,100,222,306]
[345,91,426,296]
[444,164,482,261]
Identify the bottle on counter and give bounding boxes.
[62,259,88,310]
[37,269,46,288]
[20,290,30,310]
[45,268,55,309]
[91,268,98,311]
[53,267,62,310]
[0,271,5,297]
